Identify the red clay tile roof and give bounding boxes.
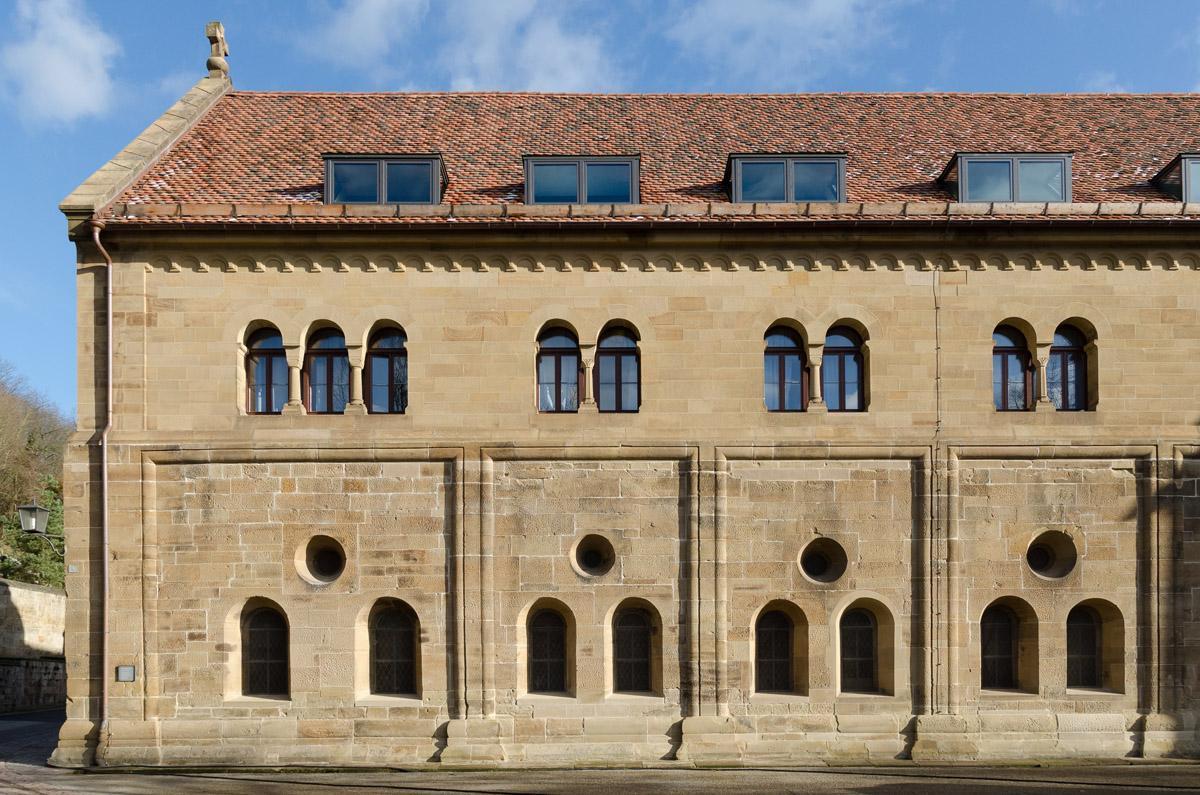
[113,91,1200,212]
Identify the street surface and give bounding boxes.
[2,710,1199,794]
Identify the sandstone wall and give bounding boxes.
[0,578,66,713]
[53,231,1200,766]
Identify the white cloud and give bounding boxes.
[442,0,617,91]
[1082,70,1128,93]
[665,0,904,90]
[316,0,429,75]
[0,0,119,126]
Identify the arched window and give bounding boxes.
[980,604,1018,689]
[764,327,807,412]
[840,608,877,693]
[1048,325,1087,411]
[304,328,350,414]
[822,326,864,412]
[536,327,580,413]
[370,602,418,696]
[246,328,288,415]
[755,610,793,693]
[1066,605,1101,688]
[993,325,1032,411]
[595,327,640,413]
[613,607,653,693]
[365,327,408,414]
[242,605,288,697]
[528,609,568,694]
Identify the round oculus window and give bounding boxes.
[798,537,847,583]
[573,534,615,577]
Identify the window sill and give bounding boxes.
[835,691,898,701]
[1064,687,1125,698]
[978,688,1040,699]
[517,692,576,703]
[748,692,809,704]
[223,695,291,706]
[605,692,664,702]
[356,694,422,708]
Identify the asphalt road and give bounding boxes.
[2,709,1199,794]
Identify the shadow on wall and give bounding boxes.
[0,578,66,715]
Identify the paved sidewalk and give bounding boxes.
[3,711,1198,794]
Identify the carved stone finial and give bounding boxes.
[205,21,229,79]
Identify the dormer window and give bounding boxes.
[324,156,445,204]
[942,154,1072,202]
[1151,154,1200,202]
[729,155,846,203]
[524,157,639,204]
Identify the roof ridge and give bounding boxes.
[225,89,1200,99]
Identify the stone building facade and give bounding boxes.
[51,25,1200,767]
[0,578,66,713]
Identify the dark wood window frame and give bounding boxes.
[980,604,1019,689]
[840,608,878,693]
[303,328,351,415]
[527,609,569,694]
[755,610,794,693]
[241,605,289,698]
[1048,326,1088,412]
[613,607,654,693]
[595,328,641,413]
[364,328,409,415]
[764,327,808,412]
[245,328,287,416]
[823,327,865,413]
[536,330,580,414]
[369,601,419,696]
[1066,605,1102,689]
[993,326,1034,412]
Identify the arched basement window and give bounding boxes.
[528,609,568,694]
[370,601,418,696]
[980,604,1018,689]
[755,609,794,693]
[840,608,878,693]
[242,605,288,697]
[613,607,653,693]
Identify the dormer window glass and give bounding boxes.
[1151,154,1200,201]
[325,156,444,204]
[730,155,846,203]
[952,154,1071,202]
[525,157,639,204]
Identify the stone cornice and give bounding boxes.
[126,247,1200,274]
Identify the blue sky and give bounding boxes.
[1,0,1198,417]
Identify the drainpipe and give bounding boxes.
[88,219,113,750]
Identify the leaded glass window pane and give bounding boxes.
[370,605,417,695]
[840,609,877,693]
[614,610,652,692]
[755,611,793,692]
[242,607,288,697]
[1066,607,1100,688]
[528,611,567,693]
[980,606,1017,689]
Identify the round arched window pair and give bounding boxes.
[536,326,640,413]
[992,324,1088,412]
[763,326,863,412]
[245,326,408,415]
